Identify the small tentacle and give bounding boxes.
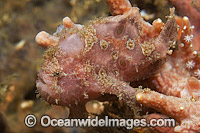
[63,16,74,28]
[35,31,59,48]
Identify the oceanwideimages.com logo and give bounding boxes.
[24,114,176,129]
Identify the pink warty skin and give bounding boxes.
[35,0,177,116]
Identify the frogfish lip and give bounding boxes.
[36,71,56,101]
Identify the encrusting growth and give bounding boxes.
[106,0,132,15]
[136,90,200,132]
[168,0,200,51]
[136,7,200,132]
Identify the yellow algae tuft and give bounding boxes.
[80,25,98,54]
[140,42,155,56]
[126,39,135,50]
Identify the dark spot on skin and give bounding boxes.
[120,60,127,67]
[116,25,125,35]
[114,20,127,38]
[117,58,129,70]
